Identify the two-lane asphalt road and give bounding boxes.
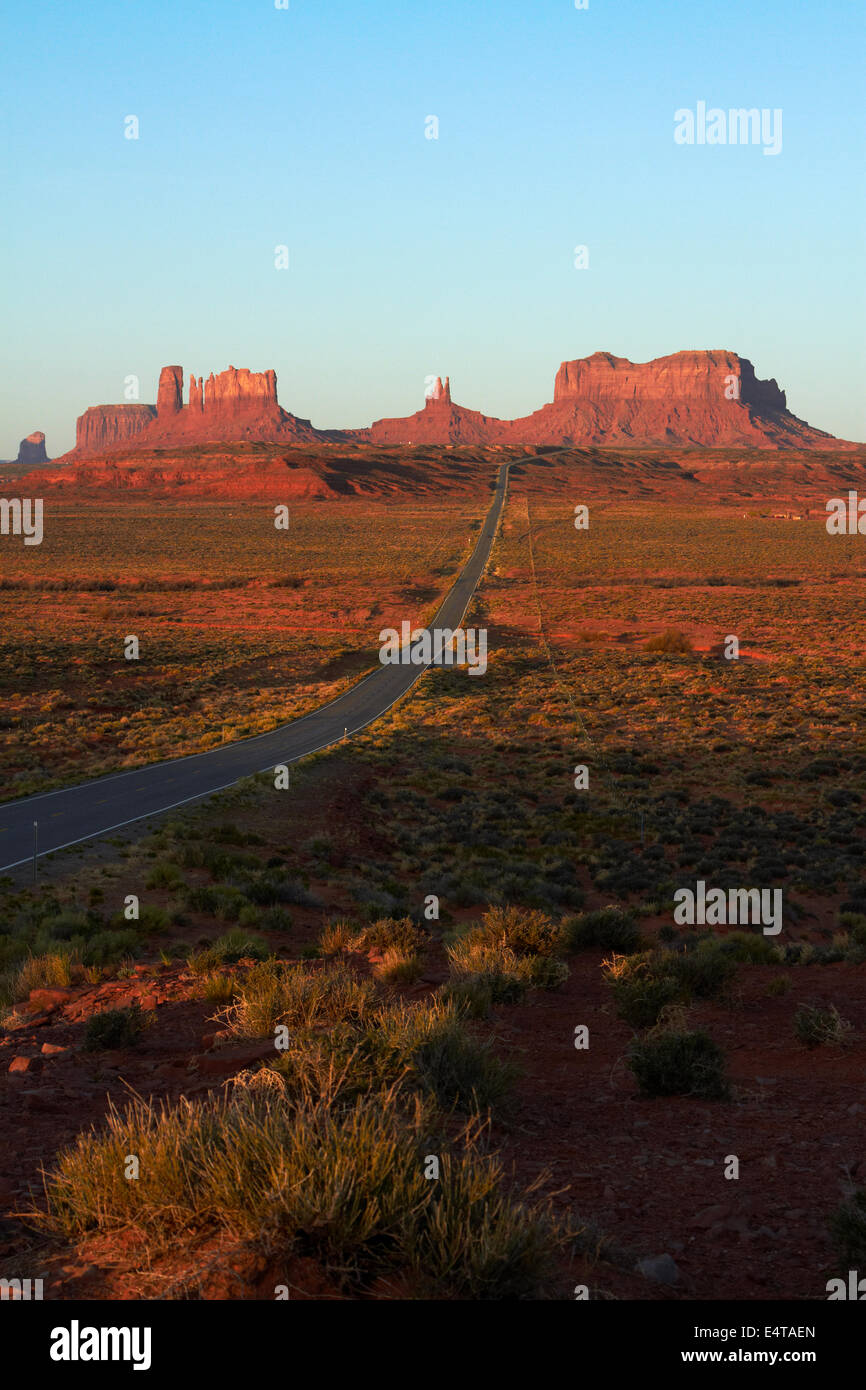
[0,463,512,871]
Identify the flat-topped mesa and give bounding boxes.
[521,347,833,447]
[553,349,786,411]
[157,365,184,416]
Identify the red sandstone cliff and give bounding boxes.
[75,405,158,454]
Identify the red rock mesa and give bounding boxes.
[60,350,857,459]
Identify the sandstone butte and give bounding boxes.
[16,430,49,464]
[54,351,859,461]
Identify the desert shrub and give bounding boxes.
[627,1030,729,1099]
[719,931,781,964]
[379,1000,515,1110]
[224,959,376,1038]
[670,942,738,999]
[794,1003,853,1049]
[372,947,425,986]
[603,943,735,1027]
[276,998,515,1111]
[136,904,171,934]
[241,873,321,909]
[11,950,77,1000]
[213,888,250,923]
[469,905,566,957]
[79,930,141,968]
[644,629,694,654]
[145,861,184,890]
[40,908,98,941]
[212,822,263,846]
[201,971,238,1005]
[350,917,428,954]
[438,977,495,1020]
[829,1191,866,1266]
[41,1088,559,1298]
[189,928,270,973]
[319,920,353,954]
[525,956,569,991]
[446,937,532,1005]
[764,974,792,997]
[258,906,293,932]
[609,970,681,1029]
[184,885,221,915]
[564,907,642,953]
[83,1004,146,1052]
[840,912,866,946]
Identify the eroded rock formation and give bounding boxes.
[66,365,323,457]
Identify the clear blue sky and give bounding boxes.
[2,0,864,454]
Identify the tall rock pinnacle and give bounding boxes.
[157,365,184,416]
[426,376,452,404]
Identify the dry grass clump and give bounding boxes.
[40,1085,559,1298]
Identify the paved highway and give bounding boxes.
[0,462,512,871]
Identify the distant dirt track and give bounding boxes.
[0,461,514,872]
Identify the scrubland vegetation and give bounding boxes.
[2,474,865,1299]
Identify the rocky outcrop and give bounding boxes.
[74,405,157,454]
[16,431,48,464]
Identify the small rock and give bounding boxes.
[8,1056,42,1075]
[41,1043,67,1056]
[636,1253,681,1286]
[691,1204,730,1229]
[139,995,157,1011]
